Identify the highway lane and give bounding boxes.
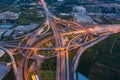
[23,20,52,80]
[39,0,66,80]
[21,14,48,80]
[49,21,66,80]
[61,30,86,36]
[23,35,51,80]
[49,12,67,80]
[23,35,54,80]
[18,36,53,80]
[0,6,49,80]
[1,1,120,80]
[17,0,120,80]
[49,18,70,80]
[16,15,50,80]
[39,0,89,80]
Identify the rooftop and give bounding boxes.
[0,11,19,20]
[0,24,14,29]
[0,64,10,80]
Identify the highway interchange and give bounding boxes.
[0,0,120,80]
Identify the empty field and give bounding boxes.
[89,63,120,80]
[77,33,120,79]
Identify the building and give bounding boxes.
[14,23,38,33]
[73,13,93,23]
[73,6,86,13]
[73,6,94,23]
[59,13,70,16]
[0,63,10,80]
[3,30,14,38]
[0,11,19,20]
[0,29,6,39]
[0,24,14,29]
[0,24,14,39]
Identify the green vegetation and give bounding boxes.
[0,54,11,62]
[92,16,111,24]
[57,23,66,29]
[28,59,35,68]
[38,50,54,56]
[16,13,44,25]
[69,48,79,64]
[110,19,120,24]
[0,4,20,12]
[48,2,74,20]
[112,39,120,54]
[16,8,44,25]
[89,63,120,80]
[0,0,37,5]
[41,57,56,71]
[55,5,72,13]
[28,55,56,80]
[31,33,53,46]
[0,0,15,4]
[0,4,45,25]
[40,58,56,80]
[66,34,76,40]
[41,71,56,80]
[14,54,23,67]
[65,0,78,4]
[57,15,74,20]
[91,15,120,24]
[77,33,120,77]
[40,39,55,48]
[44,25,49,30]
[99,16,113,24]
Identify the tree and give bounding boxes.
[65,0,78,4]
